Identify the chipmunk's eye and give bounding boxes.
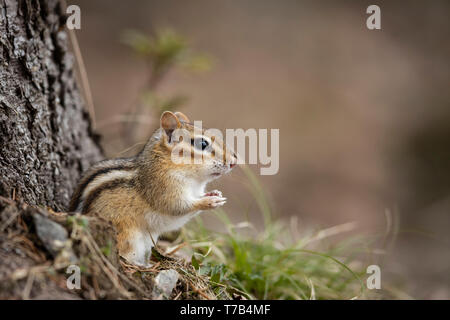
[191,138,209,151]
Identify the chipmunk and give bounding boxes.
[69,111,237,267]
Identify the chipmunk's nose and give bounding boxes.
[229,153,237,168]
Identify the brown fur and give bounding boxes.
[69,111,237,265]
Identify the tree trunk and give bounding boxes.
[0,0,102,211]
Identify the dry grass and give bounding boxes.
[0,197,231,300]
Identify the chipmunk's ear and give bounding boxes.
[160,111,181,140]
[174,111,190,124]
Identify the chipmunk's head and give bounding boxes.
[157,111,237,182]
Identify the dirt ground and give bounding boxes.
[0,196,233,300]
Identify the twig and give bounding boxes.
[166,242,188,256]
[84,230,150,297]
[0,207,20,232]
[22,271,35,300]
[62,0,97,128]
[188,280,211,300]
[82,233,132,298]
[9,263,51,281]
[174,291,182,300]
[0,195,15,205]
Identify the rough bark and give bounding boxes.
[0,0,102,210]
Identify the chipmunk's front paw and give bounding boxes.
[204,190,223,197]
[205,196,227,208]
[196,195,227,210]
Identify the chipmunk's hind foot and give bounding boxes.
[118,229,157,268]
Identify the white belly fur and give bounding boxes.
[124,174,206,266]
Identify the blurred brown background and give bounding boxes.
[72,0,449,298]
